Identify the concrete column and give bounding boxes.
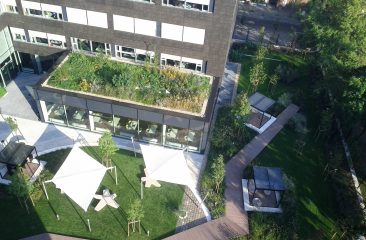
[39,101,48,122]
[88,111,95,131]
[32,54,42,74]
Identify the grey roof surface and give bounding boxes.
[249,92,275,112]
[253,166,286,191]
[0,141,35,166]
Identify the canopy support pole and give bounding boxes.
[107,166,118,185]
[43,180,52,200]
[131,137,137,157]
[140,179,143,200]
[87,219,91,232]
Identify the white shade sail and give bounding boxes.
[51,147,107,212]
[140,144,194,188]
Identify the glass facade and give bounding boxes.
[138,120,162,144]
[90,111,114,132]
[114,116,139,139]
[165,125,189,149]
[41,100,205,152]
[65,106,89,129]
[45,102,67,125]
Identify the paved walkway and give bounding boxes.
[218,63,240,106]
[0,72,41,121]
[165,104,299,239]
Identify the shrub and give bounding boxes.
[275,64,299,84]
[289,113,308,134]
[277,92,292,107]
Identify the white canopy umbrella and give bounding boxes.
[44,147,108,212]
[140,144,194,188]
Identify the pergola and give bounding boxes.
[0,141,39,178]
[249,92,275,128]
[252,166,286,208]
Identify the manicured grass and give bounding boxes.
[47,53,211,113]
[252,127,339,238]
[0,147,184,240]
[232,45,341,238]
[0,87,6,98]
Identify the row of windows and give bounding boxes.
[0,0,207,45]
[10,27,67,48]
[44,101,204,152]
[70,37,204,72]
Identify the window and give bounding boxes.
[10,27,26,42]
[45,102,67,125]
[134,18,157,37]
[66,7,87,25]
[2,0,18,13]
[90,111,113,132]
[162,0,210,12]
[114,116,139,138]
[115,45,154,63]
[72,38,111,55]
[29,30,48,45]
[41,3,63,20]
[161,23,183,41]
[113,15,134,33]
[87,10,108,28]
[161,54,203,72]
[22,1,42,16]
[47,33,66,48]
[183,26,205,45]
[138,120,162,144]
[65,106,89,129]
[165,125,189,149]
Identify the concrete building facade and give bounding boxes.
[0,0,238,152]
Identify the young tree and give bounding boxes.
[127,199,144,236]
[5,117,19,141]
[98,132,118,167]
[232,92,251,126]
[211,155,225,193]
[7,170,35,213]
[249,46,268,92]
[268,73,279,95]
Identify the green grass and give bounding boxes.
[252,127,339,238]
[0,147,184,240]
[47,53,211,113]
[232,45,341,238]
[0,87,6,98]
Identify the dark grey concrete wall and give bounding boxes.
[1,0,237,77]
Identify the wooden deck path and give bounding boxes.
[165,104,299,240]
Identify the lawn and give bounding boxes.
[0,86,6,98]
[46,53,211,113]
[0,147,184,240]
[230,43,341,238]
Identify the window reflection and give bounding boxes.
[186,129,202,151]
[138,120,162,144]
[65,106,89,129]
[114,116,139,138]
[90,111,113,132]
[165,126,188,148]
[45,102,67,125]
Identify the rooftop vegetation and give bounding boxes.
[46,53,211,113]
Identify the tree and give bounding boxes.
[5,117,19,141]
[7,170,35,213]
[98,132,118,167]
[268,73,279,95]
[305,0,366,72]
[127,199,144,236]
[249,46,268,92]
[211,155,225,193]
[232,92,251,126]
[258,26,266,45]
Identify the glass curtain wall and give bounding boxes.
[65,106,89,129]
[186,129,202,151]
[45,102,67,125]
[138,120,162,144]
[114,115,139,139]
[90,111,114,132]
[165,125,189,148]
